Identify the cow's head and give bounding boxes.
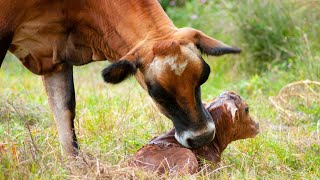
[102,28,241,148]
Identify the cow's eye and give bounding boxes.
[245,106,249,113]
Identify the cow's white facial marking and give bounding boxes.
[149,55,188,76]
[148,43,201,77]
[181,43,201,60]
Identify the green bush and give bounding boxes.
[231,0,301,72]
[166,0,235,43]
[295,1,320,50]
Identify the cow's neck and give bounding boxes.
[78,0,177,61]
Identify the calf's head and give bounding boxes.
[102,28,241,148]
[206,91,260,142]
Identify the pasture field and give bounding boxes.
[1,0,320,179]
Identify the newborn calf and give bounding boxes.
[130,91,259,175]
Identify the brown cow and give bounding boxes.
[0,1,241,156]
[130,92,259,175]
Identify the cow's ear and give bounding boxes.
[196,32,241,56]
[102,60,137,84]
[178,28,241,56]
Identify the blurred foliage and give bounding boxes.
[165,0,320,75]
[166,0,232,41]
[158,0,186,10]
[231,1,301,72]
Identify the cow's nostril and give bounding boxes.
[175,125,215,149]
[186,131,214,149]
[186,138,195,148]
[187,137,203,149]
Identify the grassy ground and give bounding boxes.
[1,55,319,179]
[1,0,320,179]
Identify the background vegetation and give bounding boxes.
[1,0,319,179]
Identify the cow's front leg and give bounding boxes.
[42,64,78,156]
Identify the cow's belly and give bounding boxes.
[10,35,65,75]
[9,8,95,75]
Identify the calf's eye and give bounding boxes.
[245,106,249,113]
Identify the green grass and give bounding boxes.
[1,54,319,179]
[1,0,320,179]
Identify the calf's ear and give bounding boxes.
[225,102,239,123]
[102,60,137,84]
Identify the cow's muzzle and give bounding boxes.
[174,121,216,149]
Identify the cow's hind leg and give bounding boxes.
[0,32,13,67]
[42,64,79,156]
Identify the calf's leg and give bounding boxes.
[42,64,79,156]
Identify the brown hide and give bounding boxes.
[5,0,175,75]
[130,92,260,175]
[2,1,240,75]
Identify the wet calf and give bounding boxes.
[130,91,260,175]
